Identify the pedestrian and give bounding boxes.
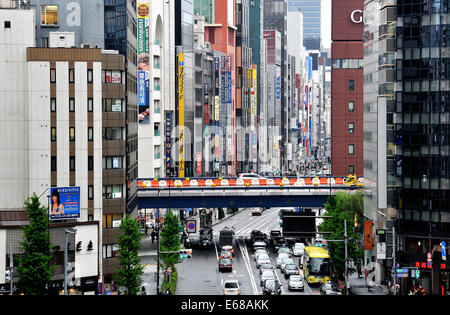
[141,286,146,295]
[151,230,156,244]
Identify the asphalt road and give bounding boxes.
[176,207,320,295]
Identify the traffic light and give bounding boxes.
[87,240,93,251]
[5,269,11,281]
[76,241,82,251]
[416,270,420,278]
[179,249,192,259]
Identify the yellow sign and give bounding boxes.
[178,53,185,177]
[137,3,149,19]
[253,66,257,117]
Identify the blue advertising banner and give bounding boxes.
[50,186,81,220]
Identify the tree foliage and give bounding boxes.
[16,193,55,295]
[318,191,364,280]
[113,214,144,295]
[159,209,183,270]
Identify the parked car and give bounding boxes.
[293,243,305,256]
[280,258,295,273]
[288,275,304,291]
[262,279,282,295]
[284,264,299,279]
[218,258,232,272]
[260,270,276,286]
[256,253,271,268]
[319,282,342,295]
[259,263,274,275]
[222,280,240,295]
[276,253,290,268]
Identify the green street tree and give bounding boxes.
[113,214,144,295]
[318,191,364,281]
[16,193,55,295]
[159,209,183,293]
[159,209,183,270]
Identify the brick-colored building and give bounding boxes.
[331,0,364,176]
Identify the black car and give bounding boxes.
[218,258,232,272]
[262,279,282,295]
[319,282,342,295]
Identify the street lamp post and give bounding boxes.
[64,228,77,295]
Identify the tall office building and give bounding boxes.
[264,0,289,173]
[288,0,321,50]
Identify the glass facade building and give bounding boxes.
[288,0,321,50]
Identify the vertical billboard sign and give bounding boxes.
[364,221,373,250]
[165,111,172,176]
[178,53,185,177]
[49,187,81,220]
[137,1,150,124]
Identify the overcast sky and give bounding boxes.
[321,0,332,48]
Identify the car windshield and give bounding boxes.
[261,264,272,269]
[258,254,269,260]
[254,242,266,246]
[294,244,304,249]
[221,251,231,256]
[262,270,274,277]
[224,282,238,288]
[285,264,297,270]
[278,248,290,253]
[265,280,277,289]
[278,253,289,260]
[221,259,231,264]
[290,276,302,282]
[309,257,331,275]
[282,258,294,264]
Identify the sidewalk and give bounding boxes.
[347,273,389,295]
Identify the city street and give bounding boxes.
[176,207,320,295]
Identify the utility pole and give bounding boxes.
[64,228,76,295]
[344,219,348,295]
[392,226,396,295]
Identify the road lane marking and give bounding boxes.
[237,238,259,295]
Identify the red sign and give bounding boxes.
[196,152,201,174]
[204,103,209,124]
[364,221,373,250]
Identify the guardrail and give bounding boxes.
[137,177,364,189]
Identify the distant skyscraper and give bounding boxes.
[288,0,321,50]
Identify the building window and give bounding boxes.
[348,101,354,112]
[102,99,123,112]
[69,98,75,112]
[102,244,119,258]
[349,165,355,175]
[102,156,123,170]
[69,127,75,141]
[103,70,122,84]
[51,156,57,171]
[102,185,123,199]
[88,98,93,112]
[41,37,49,47]
[349,144,354,155]
[87,69,93,83]
[348,122,354,134]
[4,21,11,28]
[102,214,123,229]
[88,127,94,141]
[50,69,56,83]
[88,156,94,171]
[69,69,75,83]
[88,185,94,200]
[102,127,123,140]
[51,127,56,141]
[51,98,56,112]
[70,156,75,171]
[41,5,58,26]
[348,80,355,91]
